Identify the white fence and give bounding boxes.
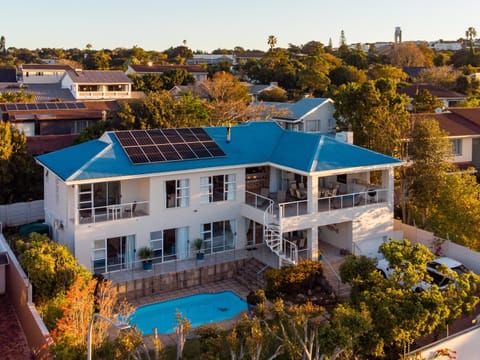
[394,220,480,274]
[0,200,44,227]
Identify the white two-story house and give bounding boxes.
[36,121,402,274]
[266,98,336,134]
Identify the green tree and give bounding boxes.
[411,89,443,113]
[407,118,453,226]
[328,65,366,86]
[368,64,408,82]
[267,35,277,51]
[0,122,43,203]
[160,68,195,89]
[466,27,477,54]
[427,171,480,249]
[16,233,84,304]
[334,79,410,156]
[257,87,288,102]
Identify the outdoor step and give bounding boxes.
[235,258,270,291]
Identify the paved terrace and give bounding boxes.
[0,295,31,360]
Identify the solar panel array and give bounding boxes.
[3,102,87,111]
[115,128,226,164]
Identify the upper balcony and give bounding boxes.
[77,200,149,224]
[243,166,391,227]
[74,178,149,225]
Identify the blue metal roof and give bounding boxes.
[264,98,330,120]
[36,121,402,182]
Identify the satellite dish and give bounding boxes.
[435,107,443,113]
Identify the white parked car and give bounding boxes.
[376,256,470,292]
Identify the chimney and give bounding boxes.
[226,123,231,143]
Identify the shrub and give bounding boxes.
[264,260,323,299]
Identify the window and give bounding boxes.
[200,174,236,204]
[92,235,135,273]
[149,227,189,262]
[451,139,462,156]
[166,179,189,208]
[201,219,236,254]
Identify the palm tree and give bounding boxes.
[465,27,477,54]
[267,35,277,52]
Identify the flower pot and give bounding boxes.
[196,252,204,260]
[143,259,153,270]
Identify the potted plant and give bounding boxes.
[193,238,204,260]
[137,246,153,270]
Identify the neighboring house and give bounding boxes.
[169,84,209,100]
[398,84,467,109]
[62,68,132,100]
[125,64,208,83]
[18,64,132,100]
[1,100,119,154]
[19,64,71,84]
[187,54,235,66]
[36,121,401,274]
[244,82,284,102]
[409,108,480,170]
[264,98,337,134]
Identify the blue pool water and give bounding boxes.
[129,291,248,335]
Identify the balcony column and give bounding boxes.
[384,168,394,208]
[308,227,319,261]
[73,184,79,225]
[307,176,318,213]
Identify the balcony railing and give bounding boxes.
[77,201,148,224]
[318,188,388,212]
[246,188,388,217]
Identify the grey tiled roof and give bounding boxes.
[66,69,132,84]
[0,83,75,102]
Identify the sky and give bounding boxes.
[2,0,479,52]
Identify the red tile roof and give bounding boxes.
[411,111,480,137]
[399,84,466,99]
[129,64,207,74]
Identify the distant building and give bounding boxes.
[187,54,235,66]
[428,40,463,51]
[395,27,402,44]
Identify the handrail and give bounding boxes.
[77,200,148,224]
[282,237,298,265]
[321,254,343,295]
[278,199,308,218]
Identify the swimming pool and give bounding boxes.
[129,290,248,335]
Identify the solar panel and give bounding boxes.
[204,141,226,157]
[115,128,226,164]
[16,104,27,111]
[37,103,47,110]
[76,103,87,109]
[5,104,17,111]
[57,103,68,109]
[26,104,36,110]
[66,103,76,109]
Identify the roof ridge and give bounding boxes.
[67,138,112,181]
[309,135,324,172]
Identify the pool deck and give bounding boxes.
[129,278,250,348]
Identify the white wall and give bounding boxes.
[453,137,472,163]
[72,168,247,270]
[22,70,65,84]
[0,200,44,226]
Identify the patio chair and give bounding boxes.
[295,189,307,200]
[124,201,137,217]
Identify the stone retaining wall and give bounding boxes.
[115,259,247,300]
